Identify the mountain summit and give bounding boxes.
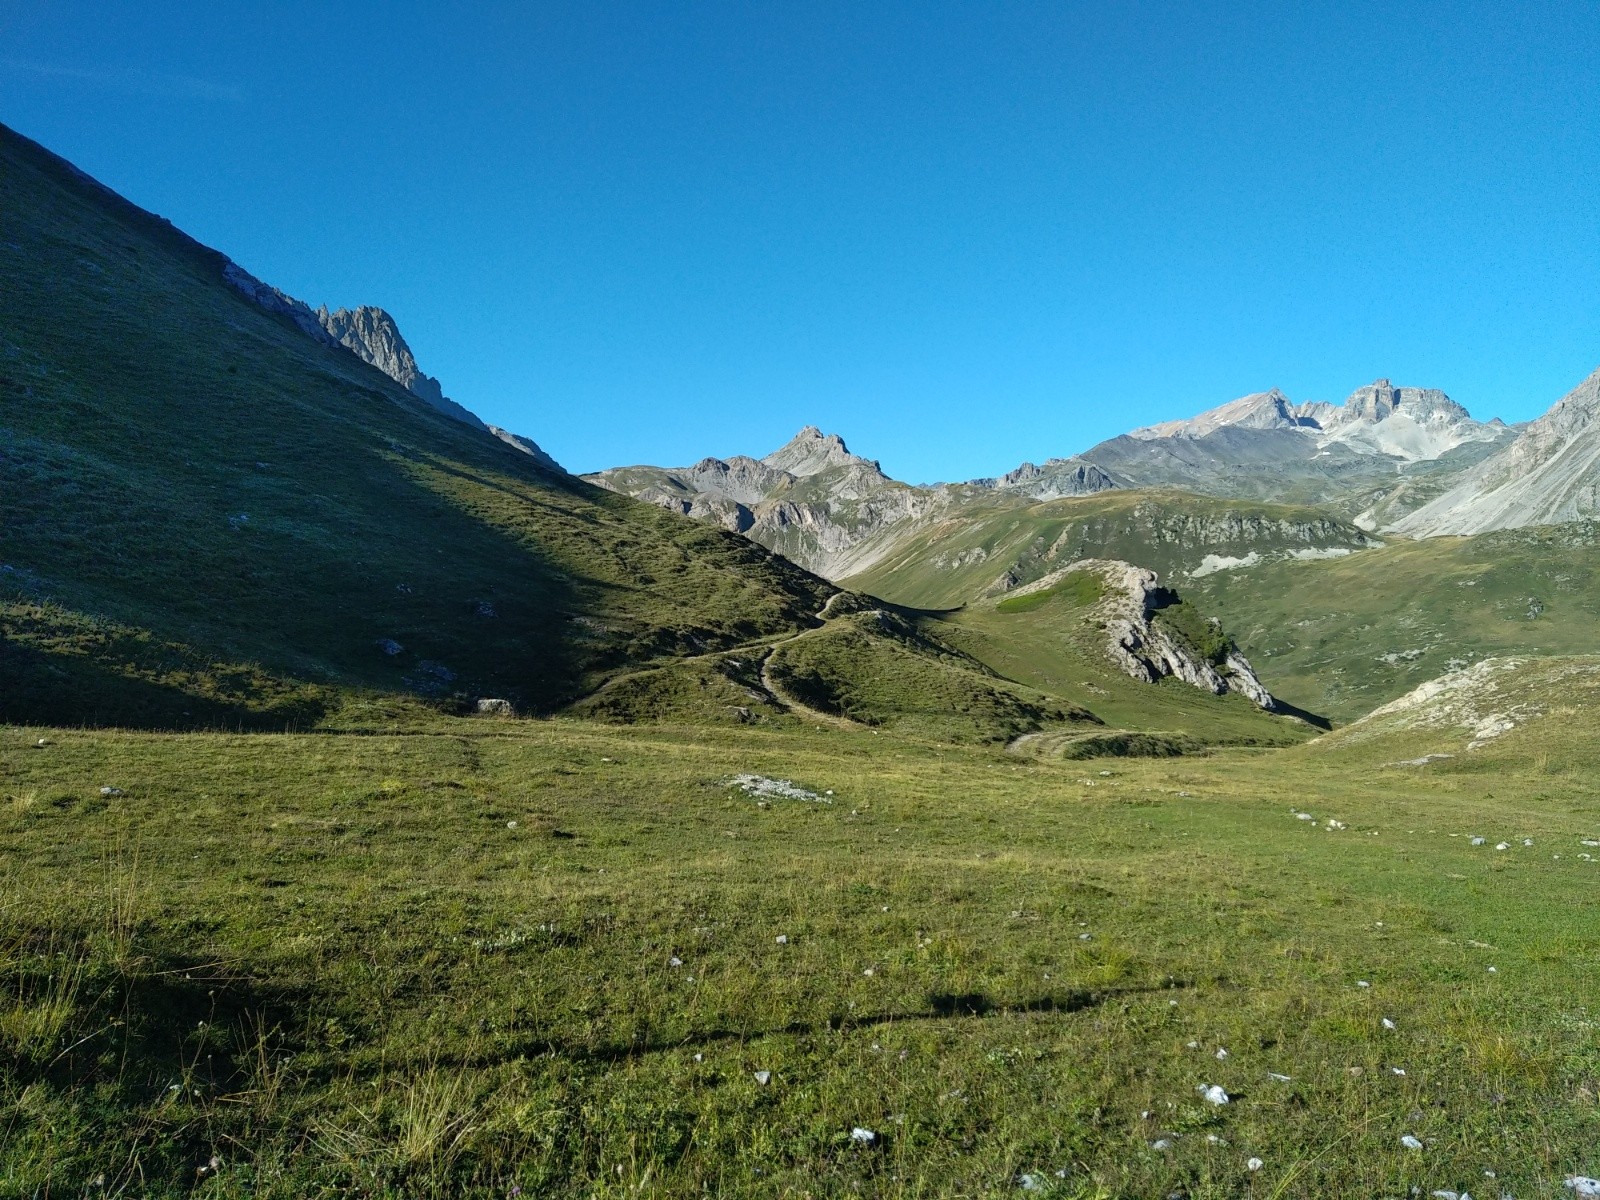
[762,426,884,478]
[1129,379,1500,462]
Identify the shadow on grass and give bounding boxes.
[413,983,1192,1070]
[1272,697,1333,731]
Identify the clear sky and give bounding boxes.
[5,2,1598,480]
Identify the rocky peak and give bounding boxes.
[223,261,564,467]
[317,305,446,407]
[1337,379,1473,427]
[762,426,885,479]
[1130,388,1322,440]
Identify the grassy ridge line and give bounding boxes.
[842,490,1375,611]
[2,714,1597,1195]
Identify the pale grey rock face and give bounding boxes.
[1130,389,1323,440]
[316,305,487,430]
[1394,364,1600,536]
[967,457,1120,500]
[1006,559,1277,709]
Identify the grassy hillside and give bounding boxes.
[842,490,1376,610]
[5,706,1599,1197]
[0,122,841,727]
[919,573,1313,752]
[1188,524,1600,723]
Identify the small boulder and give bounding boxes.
[476,698,515,716]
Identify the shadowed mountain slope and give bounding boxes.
[0,122,845,726]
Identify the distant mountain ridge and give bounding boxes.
[1128,379,1504,463]
[588,377,1509,580]
[1394,364,1600,536]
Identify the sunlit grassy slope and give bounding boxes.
[0,121,844,726]
[4,699,1598,1198]
[842,490,1375,610]
[1188,524,1600,723]
[919,574,1311,751]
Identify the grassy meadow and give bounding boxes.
[4,711,1598,1198]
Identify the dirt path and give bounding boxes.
[579,591,865,728]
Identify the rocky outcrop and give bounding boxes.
[316,305,486,430]
[488,426,565,473]
[968,457,1121,500]
[1009,559,1277,709]
[222,262,564,470]
[1393,364,1600,536]
[222,261,341,348]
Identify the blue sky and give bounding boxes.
[5,2,1598,480]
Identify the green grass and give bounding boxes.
[918,586,1309,750]
[763,607,1094,742]
[994,570,1105,614]
[2,711,1598,1197]
[843,491,1375,611]
[1188,524,1600,723]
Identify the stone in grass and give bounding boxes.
[100,786,124,797]
[1401,1135,1424,1150]
[1020,1169,1069,1190]
[753,1070,771,1086]
[1198,1084,1229,1105]
[1566,1178,1600,1198]
[728,774,828,803]
[1247,1158,1264,1171]
[849,1127,877,1145]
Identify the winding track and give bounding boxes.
[580,591,864,728]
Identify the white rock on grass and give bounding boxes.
[1382,1017,1397,1030]
[729,774,829,803]
[1247,1157,1264,1171]
[1471,837,1486,846]
[775,934,788,944]
[1401,1135,1424,1150]
[1268,1072,1291,1082]
[1198,1084,1229,1105]
[1215,1048,1229,1060]
[850,1127,877,1145]
[99,786,124,797]
[753,1070,771,1086]
[1566,1177,1600,1198]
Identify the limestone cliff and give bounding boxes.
[1007,559,1277,709]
